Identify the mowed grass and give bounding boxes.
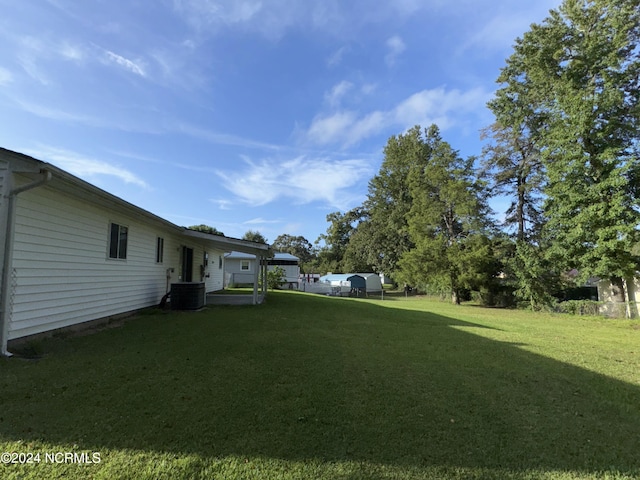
[0,291,639,480]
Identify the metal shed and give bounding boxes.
[319,273,383,296]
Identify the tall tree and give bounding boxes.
[188,225,225,236]
[398,125,494,304]
[314,209,362,273]
[493,0,640,315]
[480,123,544,242]
[242,230,268,244]
[272,234,314,264]
[360,126,430,274]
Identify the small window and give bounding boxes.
[156,237,164,263]
[219,255,223,269]
[240,260,250,271]
[109,223,128,259]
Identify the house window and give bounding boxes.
[109,223,128,259]
[156,237,164,263]
[219,255,223,269]
[241,260,250,271]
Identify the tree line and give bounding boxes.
[308,0,640,311]
[195,0,639,313]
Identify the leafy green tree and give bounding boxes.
[397,125,494,304]
[510,241,560,310]
[242,230,268,244]
[360,126,431,274]
[480,123,544,242]
[342,219,379,273]
[314,208,363,273]
[266,266,286,290]
[272,234,314,264]
[188,225,224,236]
[492,0,640,314]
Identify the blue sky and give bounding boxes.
[0,0,560,244]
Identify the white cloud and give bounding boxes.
[58,42,85,61]
[306,111,357,145]
[173,122,281,150]
[385,35,406,66]
[216,156,372,208]
[304,86,492,147]
[211,199,233,210]
[25,146,149,189]
[15,100,104,125]
[174,0,263,27]
[393,87,491,127]
[0,67,13,85]
[173,0,297,39]
[104,50,146,77]
[327,46,348,68]
[361,83,377,95]
[244,217,283,225]
[325,81,353,108]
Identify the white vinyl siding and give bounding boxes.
[8,185,183,339]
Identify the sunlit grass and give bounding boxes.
[1,291,638,479]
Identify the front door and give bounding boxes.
[182,247,194,282]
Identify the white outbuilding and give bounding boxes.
[317,273,383,296]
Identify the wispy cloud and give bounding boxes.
[244,217,283,225]
[325,81,354,108]
[104,50,146,77]
[25,145,149,188]
[174,122,281,151]
[304,86,492,147]
[216,156,372,209]
[58,41,85,61]
[211,199,233,210]
[327,46,348,68]
[385,35,406,66]
[14,99,105,125]
[0,67,13,86]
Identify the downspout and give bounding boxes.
[1,169,52,356]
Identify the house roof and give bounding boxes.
[320,273,378,282]
[272,252,299,261]
[225,251,299,261]
[2,147,271,257]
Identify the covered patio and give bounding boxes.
[182,230,271,306]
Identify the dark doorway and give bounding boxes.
[182,247,194,282]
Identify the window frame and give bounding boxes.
[108,222,128,260]
[156,237,164,263]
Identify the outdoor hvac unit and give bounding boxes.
[171,282,205,310]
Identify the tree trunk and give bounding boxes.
[622,277,638,319]
[517,176,525,242]
[451,289,460,305]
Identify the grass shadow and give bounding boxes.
[0,292,638,477]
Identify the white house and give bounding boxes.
[225,252,300,289]
[597,277,639,318]
[0,148,271,354]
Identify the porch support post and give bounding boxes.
[252,256,259,305]
[262,256,268,300]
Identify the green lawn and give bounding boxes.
[1,291,639,479]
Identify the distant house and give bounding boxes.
[225,252,300,289]
[0,147,270,354]
[597,277,639,318]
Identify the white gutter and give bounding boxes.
[0,169,52,356]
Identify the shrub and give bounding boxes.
[555,300,602,316]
